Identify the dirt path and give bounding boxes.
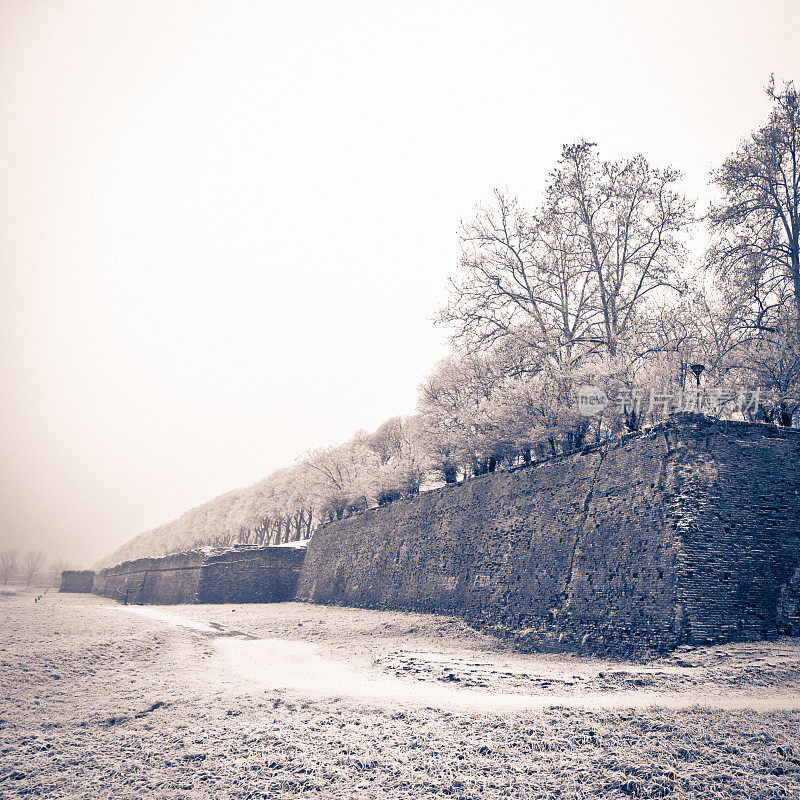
[112,603,800,712]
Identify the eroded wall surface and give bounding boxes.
[295,417,800,652]
[92,547,305,605]
[59,570,95,593]
[197,548,305,603]
[669,420,800,642]
[93,551,207,604]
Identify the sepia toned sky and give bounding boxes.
[1,0,799,567]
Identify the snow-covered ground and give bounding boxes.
[2,589,800,798]
[106,603,800,713]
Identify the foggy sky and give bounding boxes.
[1,0,798,567]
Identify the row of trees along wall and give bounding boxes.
[296,415,800,655]
[99,79,800,572]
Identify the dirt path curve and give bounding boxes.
[111,604,800,713]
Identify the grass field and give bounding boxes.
[1,588,799,798]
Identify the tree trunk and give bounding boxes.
[791,247,800,324]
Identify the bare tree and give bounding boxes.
[23,549,45,586]
[440,189,598,370]
[709,77,800,325]
[440,145,693,370]
[0,549,18,584]
[49,559,70,587]
[548,141,693,356]
[366,415,429,501]
[305,436,382,521]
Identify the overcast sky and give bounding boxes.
[1,0,798,567]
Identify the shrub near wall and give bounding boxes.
[295,415,800,654]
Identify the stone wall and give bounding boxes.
[197,547,306,603]
[92,546,305,605]
[295,416,800,653]
[83,415,800,653]
[670,420,800,642]
[59,570,95,593]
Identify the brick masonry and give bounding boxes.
[295,415,800,654]
[58,570,95,593]
[65,415,800,654]
[85,546,305,605]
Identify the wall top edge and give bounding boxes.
[98,544,300,576]
[312,414,800,529]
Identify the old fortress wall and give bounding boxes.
[65,416,800,653]
[91,546,304,605]
[58,570,95,593]
[296,415,800,652]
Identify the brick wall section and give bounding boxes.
[93,551,207,604]
[197,548,305,603]
[59,570,95,593]
[85,416,800,652]
[91,547,305,605]
[669,419,800,642]
[295,416,800,654]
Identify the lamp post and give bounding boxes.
[690,364,705,411]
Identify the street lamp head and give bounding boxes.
[690,363,705,393]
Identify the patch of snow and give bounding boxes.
[215,638,800,713]
[106,605,217,633]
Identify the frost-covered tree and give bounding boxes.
[417,353,504,479]
[441,143,693,367]
[709,77,800,326]
[739,318,800,425]
[366,416,429,502]
[440,189,598,371]
[305,434,382,520]
[548,141,693,356]
[0,548,18,584]
[23,549,45,586]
